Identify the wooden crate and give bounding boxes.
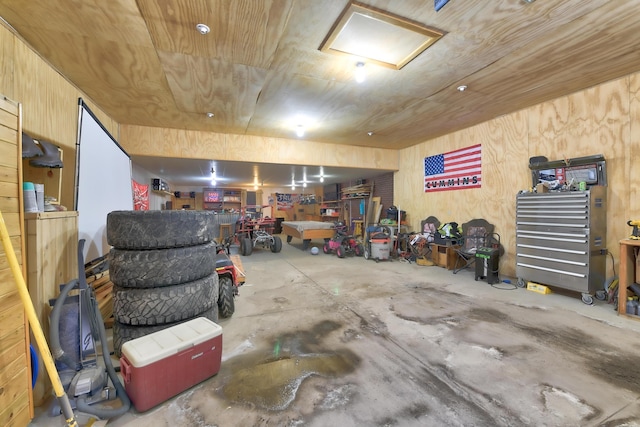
[431,244,460,270]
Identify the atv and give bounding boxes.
[323,221,364,258]
[235,206,282,256]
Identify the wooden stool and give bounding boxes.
[218,223,233,243]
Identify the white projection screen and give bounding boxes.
[75,99,133,262]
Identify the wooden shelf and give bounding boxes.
[341,183,372,200]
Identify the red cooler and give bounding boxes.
[120,317,223,412]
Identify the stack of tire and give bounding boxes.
[106,210,219,357]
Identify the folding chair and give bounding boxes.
[421,216,441,243]
[452,218,495,274]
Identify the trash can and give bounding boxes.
[475,247,500,284]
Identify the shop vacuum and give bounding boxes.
[48,240,130,420]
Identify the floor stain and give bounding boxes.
[219,320,361,411]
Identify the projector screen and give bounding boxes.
[75,98,133,262]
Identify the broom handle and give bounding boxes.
[0,212,77,427]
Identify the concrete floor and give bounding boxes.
[31,237,640,427]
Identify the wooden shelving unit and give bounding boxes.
[618,239,640,320]
[341,183,373,238]
[203,188,244,212]
[319,200,342,222]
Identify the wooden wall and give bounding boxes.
[395,74,640,279]
[0,95,31,426]
[0,20,118,423]
[120,125,399,172]
[0,23,118,210]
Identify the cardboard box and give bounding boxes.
[527,282,551,295]
[120,317,223,412]
[536,183,549,193]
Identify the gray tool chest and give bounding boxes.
[515,186,607,303]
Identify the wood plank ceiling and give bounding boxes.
[1,0,640,185]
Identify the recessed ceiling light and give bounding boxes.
[457,85,468,92]
[367,131,374,136]
[196,24,210,35]
[206,112,214,118]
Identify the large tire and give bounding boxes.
[109,242,216,288]
[242,237,253,256]
[218,275,235,318]
[271,236,282,253]
[107,210,216,249]
[113,273,219,326]
[112,305,219,357]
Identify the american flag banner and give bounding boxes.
[424,144,482,192]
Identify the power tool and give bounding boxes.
[628,220,640,239]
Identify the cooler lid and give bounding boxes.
[121,317,222,367]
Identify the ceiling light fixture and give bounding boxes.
[457,85,468,92]
[367,131,374,136]
[319,3,444,70]
[196,24,210,35]
[206,112,214,118]
[355,62,366,83]
[296,125,305,137]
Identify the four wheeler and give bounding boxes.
[235,205,282,256]
[215,243,242,318]
[323,221,364,258]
